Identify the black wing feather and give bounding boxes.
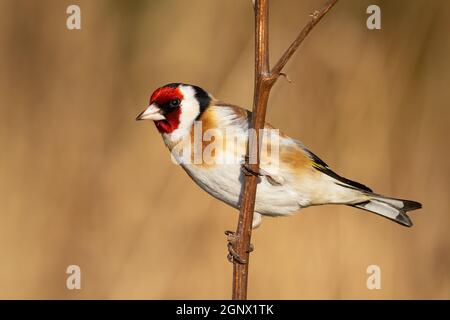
[305,149,373,193]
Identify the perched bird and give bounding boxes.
[137,83,422,229]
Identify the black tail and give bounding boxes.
[351,194,422,227]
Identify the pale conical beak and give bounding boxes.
[136,104,166,121]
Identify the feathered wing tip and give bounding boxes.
[351,194,422,227]
[305,148,423,227]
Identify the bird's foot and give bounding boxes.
[241,162,283,186]
[224,230,254,264]
[241,163,262,177]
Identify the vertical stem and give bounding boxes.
[232,0,273,300]
[230,0,338,300]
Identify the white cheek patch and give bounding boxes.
[165,85,201,142]
[178,85,200,129]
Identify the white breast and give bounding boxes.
[181,162,302,216]
[162,104,306,217]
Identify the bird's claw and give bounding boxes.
[225,230,254,264]
[241,161,283,186]
[225,230,238,243]
[227,243,247,264]
[241,163,262,177]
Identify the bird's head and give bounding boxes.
[136,83,212,134]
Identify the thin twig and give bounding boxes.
[271,0,339,76]
[230,0,338,300]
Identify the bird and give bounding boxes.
[136,83,422,231]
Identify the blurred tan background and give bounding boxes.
[0,0,449,299]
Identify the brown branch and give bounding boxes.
[230,0,338,300]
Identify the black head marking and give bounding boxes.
[191,85,211,117]
[160,83,211,119]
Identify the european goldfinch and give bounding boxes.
[137,83,422,229]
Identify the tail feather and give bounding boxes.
[351,194,422,227]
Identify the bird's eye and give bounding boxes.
[169,99,181,107]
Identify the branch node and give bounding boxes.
[263,73,279,84]
[310,10,320,19]
[279,72,292,83]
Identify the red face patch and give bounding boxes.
[154,107,182,133]
[149,86,183,106]
[149,86,184,134]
